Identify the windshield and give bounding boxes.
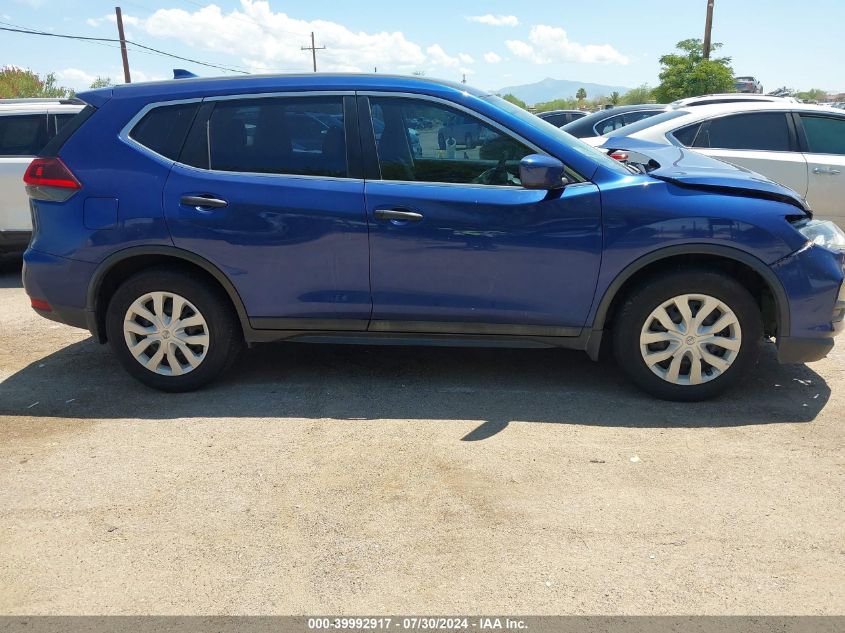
[605,109,689,137]
[484,95,630,174]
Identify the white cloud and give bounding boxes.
[87,14,141,27]
[84,1,472,75]
[467,14,519,27]
[55,68,97,90]
[483,52,502,64]
[505,25,628,65]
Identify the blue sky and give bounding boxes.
[1,0,842,95]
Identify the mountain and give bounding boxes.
[495,77,631,105]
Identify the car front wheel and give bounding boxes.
[105,268,242,392]
[612,269,763,401]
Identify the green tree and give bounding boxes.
[0,66,72,98]
[653,38,734,103]
[621,84,655,105]
[500,93,527,109]
[89,76,114,89]
[576,87,587,101]
[794,88,828,102]
[610,91,621,106]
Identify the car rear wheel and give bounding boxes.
[106,268,242,392]
[612,270,763,401]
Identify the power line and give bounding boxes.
[0,24,249,74]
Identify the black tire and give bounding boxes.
[105,267,243,392]
[612,269,763,401]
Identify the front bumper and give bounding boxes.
[772,243,845,363]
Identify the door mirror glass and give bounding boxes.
[519,154,566,190]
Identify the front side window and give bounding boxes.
[799,115,845,155]
[0,114,49,156]
[206,96,347,177]
[692,112,791,151]
[369,97,533,186]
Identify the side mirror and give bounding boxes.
[519,154,567,190]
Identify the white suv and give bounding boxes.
[0,98,84,255]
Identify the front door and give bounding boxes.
[163,94,371,329]
[361,96,602,336]
[796,112,845,228]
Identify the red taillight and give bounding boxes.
[609,151,629,162]
[23,157,81,190]
[30,298,52,312]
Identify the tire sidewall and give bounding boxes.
[613,271,763,401]
[105,269,240,392]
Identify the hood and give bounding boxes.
[599,137,810,214]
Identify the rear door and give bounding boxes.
[795,112,845,228]
[0,111,49,232]
[161,93,371,329]
[681,111,809,196]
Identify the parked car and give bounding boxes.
[585,102,845,228]
[22,75,845,400]
[0,98,84,255]
[536,109,587,127]
[560,104,669,138]
[438,111,495,149]
[734,76,763,94]
[668,93,795,108]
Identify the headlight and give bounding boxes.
[797,220,845,251]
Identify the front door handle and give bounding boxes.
[812,167,841,176]
[374,209,424,222]
[180,194,228,208]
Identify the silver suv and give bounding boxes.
[0,98,84,255]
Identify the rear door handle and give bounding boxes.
[180,194,228,208]
[812,167,841,175]
[373,209,423,222]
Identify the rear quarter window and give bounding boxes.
[129,102,200,160]
[799,115,845,155]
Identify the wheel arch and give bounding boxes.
[87,245,250,342]
[589,244,790,356]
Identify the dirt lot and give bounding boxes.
[0,260,843,615]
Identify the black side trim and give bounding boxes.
[355,95,381,180]
[251,318,369,332]
[370,320,582,337]
[590,243,791,336]
[32,303,88,330]
[343,95,364,180]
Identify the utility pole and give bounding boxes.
[461,73,466,84]
[301,31,325,73]
[115,6,131,83]
[702,0,715,60]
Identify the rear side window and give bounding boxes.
[799,115,845,155]
[0,114,49,156]
[693,113,791,151]
[130,103,200,161]
[594,114,626,136]
[202,96,347,177]
[671,122,702,146]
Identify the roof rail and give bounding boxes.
[0,97,85,105]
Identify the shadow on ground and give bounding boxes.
[0,258,22,286]
[0,334,831,439]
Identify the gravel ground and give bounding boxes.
[0,259,843,615]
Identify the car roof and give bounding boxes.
[79,72,489,105]
[670,93,794,106]
[538,109,583,115]
[0,98,85,112]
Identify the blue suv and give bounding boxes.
[21,74,845,400]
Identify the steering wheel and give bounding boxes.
[472,156,510,185]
